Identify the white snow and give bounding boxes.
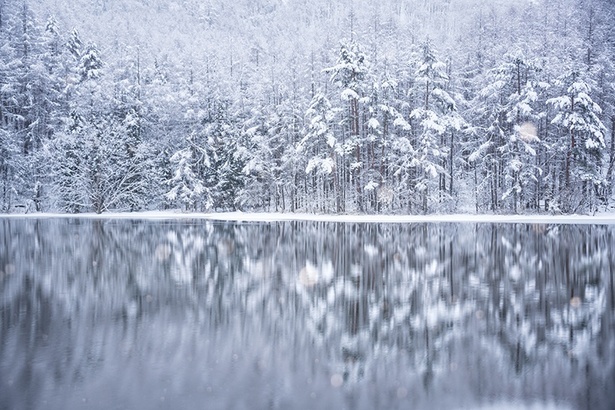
[2,210,615,225]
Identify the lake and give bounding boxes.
[1,218,614,409]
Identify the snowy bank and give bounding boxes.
[2,210,615,225]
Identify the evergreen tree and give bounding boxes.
[78,42,103,81]
[471,53,544,213]
[547,71,606,212]
[407,42,465,212]
[325,40,369,211]
[236,118,275,210]
[298,92,342,212]
[67,28,82,60]
[207,124,245,211]
[165,134,209,212]
[366,71,403,211]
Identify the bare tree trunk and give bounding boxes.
[449,131,454,197]
[474,164,479,213]
[606,116,615,203]
[351,97,363,212]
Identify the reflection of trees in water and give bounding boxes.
[214,221,614,405]
[0,220,614,408]
[487,224,612,375]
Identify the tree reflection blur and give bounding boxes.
[0,219,613,409]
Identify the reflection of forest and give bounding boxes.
[0,219,614,409]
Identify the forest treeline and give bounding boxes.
[1,0,614,214]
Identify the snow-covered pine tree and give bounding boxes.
[197,100,244,211]
[166,148,205,211]
[235,116,274,210]
[368,70,402,212]
[78,42,103,82]
[119,109,150,210]
[547,71,607,212]
[0,4,22,211]
[408,41,464,213]
[266,84,307,212]
[49,128,87,213]
[0,2,61,210]
[206,120,244,211]
[325,40,369,211]
[298,92,342,212]
[165,133,211,212]
[67,28,82,61]
[43,16,61,57]
[497,55,544,213]
[470,53,544,213]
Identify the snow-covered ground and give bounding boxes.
[2,210,615,224]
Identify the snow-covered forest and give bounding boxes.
[1,0,614,214]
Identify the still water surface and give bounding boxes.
[1,219,614,409]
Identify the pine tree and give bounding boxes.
[67,28,82,60]
[470,53,544,213]
[235,118,274,210]
[165,133,211,211]
[0,2,60,210]
[547,71,607,212]
[408,42,465,212]
[44,16,61,57]
[325,40,369,211]
[298,92,342,212]
[208,123,245,211]
[367,70,403,211]
[49,127,87,213]
[497,55,544,213]
[78,42,103,82]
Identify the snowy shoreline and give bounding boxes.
[2,211,615,225]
